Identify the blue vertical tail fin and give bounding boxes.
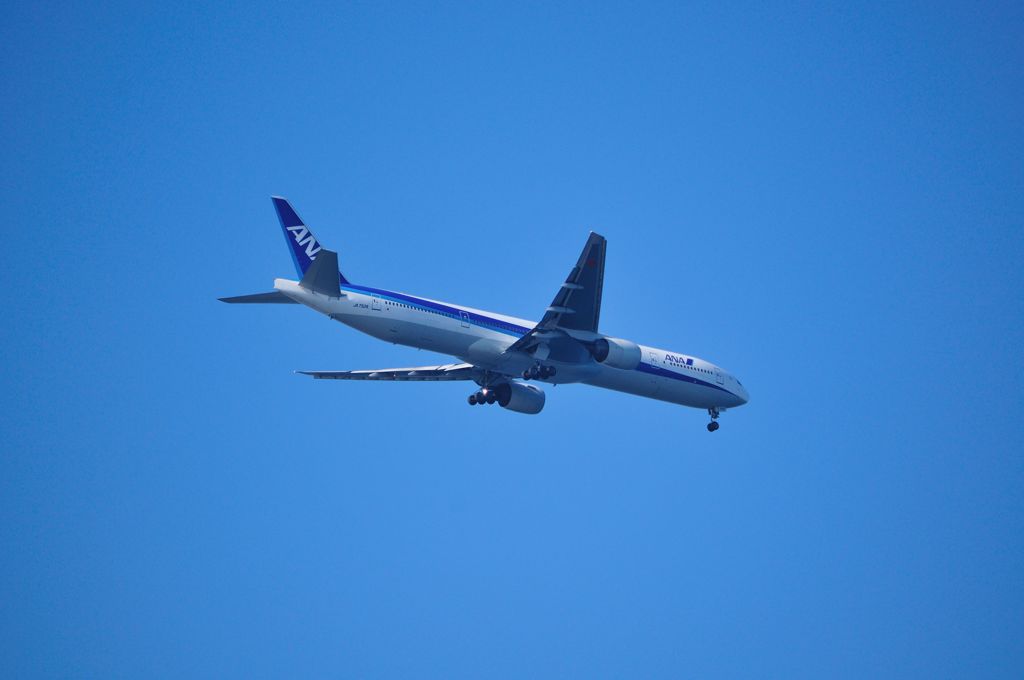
[271,196,349,284]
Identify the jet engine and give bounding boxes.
[494,382,546,415]
[591,337,642,370]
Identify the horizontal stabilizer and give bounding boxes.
[298,249,341,297]
[219,291,297,304]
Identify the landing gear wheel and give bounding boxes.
[486,392,497,405]
[522,370,531,380]
[468,394,478,405]
[707,421,720,432]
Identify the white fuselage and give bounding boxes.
[276,278,749,410]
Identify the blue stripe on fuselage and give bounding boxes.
[636,362,738,396]
[340,283,530,337]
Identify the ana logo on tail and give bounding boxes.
[287,224,321,259]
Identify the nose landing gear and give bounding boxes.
[707,407,721,432]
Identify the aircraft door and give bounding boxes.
[372,295,381,311]
[459,311,470,328]
[715,367,724,384]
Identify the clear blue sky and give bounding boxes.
[2,3,1022,677]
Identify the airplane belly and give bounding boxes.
[336,311,395,342]
[585,366,731,409]
[334,307,504,360]
[585,366,660,400]
[656,377,718,409]
[417,325,488,357]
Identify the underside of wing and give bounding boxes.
[540,231,606,333]
[504,231,606,357]
[297,363,475,381]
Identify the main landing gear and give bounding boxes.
[707,407,721,432]
[522,364,556,380]
[468,383,510,406]
[468,389,497,405]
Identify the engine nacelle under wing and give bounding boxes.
[591,337,642,370]
[495,382,546,415]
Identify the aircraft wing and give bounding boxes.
[298,363,475,381]
[506,231,606,355]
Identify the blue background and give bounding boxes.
[2,3,1022,677]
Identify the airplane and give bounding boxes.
[221,197,749,431]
